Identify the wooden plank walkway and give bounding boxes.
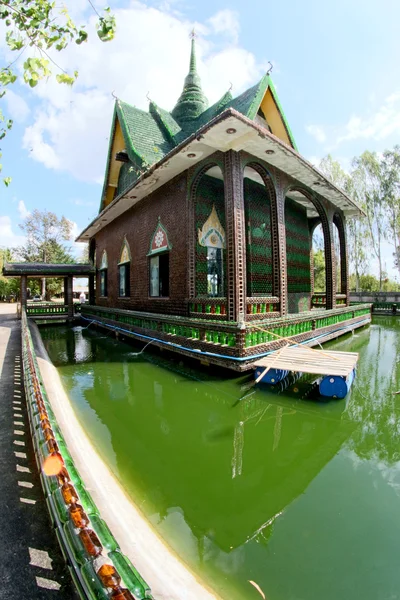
[253,346,359,377]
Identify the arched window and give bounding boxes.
[99,250,108,297]
[148,219,171,298]
[194,166,226,298]
[118,238,131,297]
[243,165,275,297]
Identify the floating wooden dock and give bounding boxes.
[254,346,359,398]
[254,347,359,377]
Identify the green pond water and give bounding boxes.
[40,317,400,600]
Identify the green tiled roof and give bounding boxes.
[117,101,175,167]
[230,75,269,120]
[100,40,297,211]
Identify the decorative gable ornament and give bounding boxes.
[148,219,172,255]
[198,205,226,249]
[100,250,108,270]
[118,237,131,264]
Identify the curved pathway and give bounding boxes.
[0,304,78,600]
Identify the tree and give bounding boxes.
[381,146,400,278]
[18,209,74,299]
[319,154,370,292]
[0,246,19,299]
[313,249,325,291]
[352,151,386,290]
[0,0,116,184]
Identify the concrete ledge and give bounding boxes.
[29,320,218,600]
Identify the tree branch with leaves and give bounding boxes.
[0,0,116,184]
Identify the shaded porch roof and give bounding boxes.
[2,263,95,277]
[77,108,364,243]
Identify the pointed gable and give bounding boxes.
[97,38,297,217]
[228,75,297,150]
[99,100,176,212]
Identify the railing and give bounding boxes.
[83,305,239,350]
[246,297,280,319]
[311,293,348,307]
[26,303,82,317]
[21,307,154,600]
[27,304,68,315]
[82,303,372,355]
[311,293,326,307]
[243,307,371,349]
[189,298,227,319]
[372,302,400,313]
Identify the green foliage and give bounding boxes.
[0,0,116,184]
[313,249,325,292]
[349,273,400,292]
[381,146,400,275]
[17,209,74,300]
[0,246,19,298]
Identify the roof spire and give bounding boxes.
[189,29,197,73]
[171,32,208,125]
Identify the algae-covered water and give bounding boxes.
[40,317,400,600]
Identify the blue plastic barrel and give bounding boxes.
[319,369,355,399]
[254,368,289,384]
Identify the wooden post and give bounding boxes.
[89,274,95,305]
[67,275,74,319]
[20,275,27,308]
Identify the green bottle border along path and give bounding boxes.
[22,307,219,600]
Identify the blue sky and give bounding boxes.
[1,0,399,275]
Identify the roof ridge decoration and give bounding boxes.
[171,34,209,125]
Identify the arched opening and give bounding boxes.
[333,223,341,293]
[243,163,279,316]
[312,223,325,293]
[193,165,226,303]
[118,237,131,298]
[89,239,96,304]
[333,213,347,304]
[284,188,331,313]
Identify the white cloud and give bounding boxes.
[17,200,30,220]
[307,91,400,151]
[70,198,96,207]
[208,10,240,44]
[69,220,88,258]
[20,2,265,183]
[307,155,322,167]
[4,90,30,123]
[337,92,400,144]
[0,216,25,248]
[305,124,326,144]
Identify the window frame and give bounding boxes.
[118,262,130,298]
[149,252,169,298]
[99,268,108,297]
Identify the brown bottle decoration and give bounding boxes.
[79,529,103,557]
[40,418,51,430]
[110,588,135,600]
[61,482,79,505]
[96,563,121,589]
[47,438,59,454]
[56,467,70,485]
[43,427,55,442]
[69,503,89,529]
